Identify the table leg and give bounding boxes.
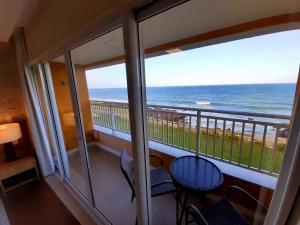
[176,188,189,225]
[176,192,178,224]
[179,191,189,224]
[175,188,182,225]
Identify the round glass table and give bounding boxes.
[170,155,224,224]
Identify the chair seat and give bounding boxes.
[202,198,249,225]
[150,168,176,197]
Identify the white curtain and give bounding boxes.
[13,28,54,177]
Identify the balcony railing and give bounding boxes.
[90,100,290,176]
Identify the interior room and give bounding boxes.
[0,1,300,225]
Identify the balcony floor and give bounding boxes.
[68,145,177,225]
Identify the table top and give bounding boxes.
[170,155,223,192]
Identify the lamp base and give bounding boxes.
[4,142,18,162]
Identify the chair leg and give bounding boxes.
[0,181,6,195]
[131,191,135,202]
[35,165,41,181]
[185,209,188,225]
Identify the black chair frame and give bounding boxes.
[120,150,176,202]
[185,185,267,225]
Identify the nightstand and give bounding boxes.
[0,157,41,194]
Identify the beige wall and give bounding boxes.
[0,41,35,163]
[24,0,142,63]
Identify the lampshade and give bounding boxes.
[0,123,22,144]
[62,112,75,126]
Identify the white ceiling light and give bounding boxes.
[166,48,182,54]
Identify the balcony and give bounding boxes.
[90,100,289,177]
[64,100,289,225]
[61,101,289,225]
[68,145,177,225]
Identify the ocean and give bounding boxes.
[89,83,296,117]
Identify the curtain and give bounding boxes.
[13,28,54,177]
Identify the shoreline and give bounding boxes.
[160,120,287,148]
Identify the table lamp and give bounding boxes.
[0,123,22,162]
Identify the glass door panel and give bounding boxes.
[70,27,136,224]
[46,56,90,198]
[138,1,299,225]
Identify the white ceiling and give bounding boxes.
[140,0,300,49]
[0,0,39,42]
[70,28,124,65]
[57,0,300,66]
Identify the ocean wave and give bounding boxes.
[90,98,128,103]
[195,101,211,105]
[199,102,290,110]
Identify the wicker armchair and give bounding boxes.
[120,150,176,201]
[185,186,267,225]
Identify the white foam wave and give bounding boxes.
[196,101,211,106]
[90,98,128,103]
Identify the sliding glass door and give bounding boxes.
[44,55,92,200]
[137,1,300,225]
[69,27,137,224]
[35,27,140,224]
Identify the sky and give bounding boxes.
[86,29,300,89]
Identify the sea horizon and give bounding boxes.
[88,82,296,90]
[88,83,296,117]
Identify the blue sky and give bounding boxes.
[86,29,300,89]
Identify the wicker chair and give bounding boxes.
[185,186,267,225]
[120,150,176,201]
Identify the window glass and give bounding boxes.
[48,56,90,198]
[138,1,299,224]
[70,27,136,224]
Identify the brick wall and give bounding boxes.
[0,41,34,163]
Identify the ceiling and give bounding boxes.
[140,0,300,50]
[70,28,124,66]
[0,0,39,42]
[55,0,300,66]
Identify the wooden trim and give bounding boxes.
[84,13,300,70]
[135,0,189,22]
[145,12,300,54]
[85,55,125,70]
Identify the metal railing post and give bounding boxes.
[110,103,115,133]
[196,111,201,156]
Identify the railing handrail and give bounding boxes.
[90,99,291,120]
[90,99,291,176]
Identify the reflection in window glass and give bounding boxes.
[70,27,136,225]
[48,56,90,198]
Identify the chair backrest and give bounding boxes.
[120,150,135,193]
